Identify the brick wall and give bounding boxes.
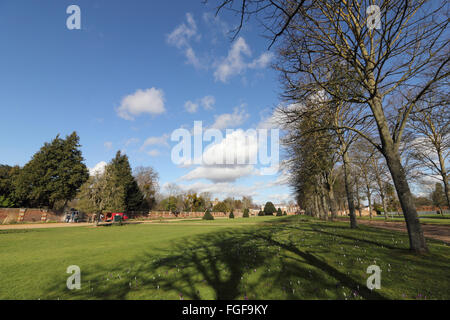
[0,208,63,224]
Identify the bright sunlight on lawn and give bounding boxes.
[0,216,448,300]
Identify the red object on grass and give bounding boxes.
[105,212,129,222]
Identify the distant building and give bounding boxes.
[260,204,299,214]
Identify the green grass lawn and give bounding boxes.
[0,216,448,300]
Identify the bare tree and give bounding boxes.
[134,166,159,210]
[408,96,450,209]
[352,140,377,219]
[369,153,392,220]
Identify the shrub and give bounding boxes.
[276,208,282,216]
[229,210,235,219]
[243,208,249,218]
[283,211,287,216]
[202,210,214,220]
[264,202,276,216]
[258,210,264,216]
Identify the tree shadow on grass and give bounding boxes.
[41,220,389,300]
[250,229,386,300]
[309,225,404,251]
[270,216,410,251]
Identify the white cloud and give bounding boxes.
[201,129,258,165]
[210,106,249,130]
[214,37,251,82]
[180,165,255,183]
[117,88,165,120]
[257,103,303,129]
[267,193,293,204]
[202,12,230,37]
[214,37,274,83]
[176,181,259,198]
[184,100,199,113]
[184,95,215,113]
[179,129,259,183]
[249,52,274,69]
[147,149,161,157]
[167,13,198,48]
[167,13,203,69]
[185,47,202,69]
[89,161,107,176]
[200,95,215,110]
[140,134,169,151]
[104,141,113,149]
[125,138,139,146]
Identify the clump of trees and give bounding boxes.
[0,132,89,209]
[153,187,257,215]
[76,151,151,214]
[212,201,228,214]
[134,166,159,210]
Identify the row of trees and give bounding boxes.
[155,185,257,214]
[215,0,449,253]
[0,132,89,209]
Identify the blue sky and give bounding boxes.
[0,0,292,205]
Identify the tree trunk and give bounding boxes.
[369,94,428,253]
[327,186,338,220]
[342,151,358,228]
[367,188,372,220]
[321,193,329,221]
[313,195,320,218]
[383,145,428,253]
[355,182,362,217]
[438,151,450,213]
[380,192,388,221]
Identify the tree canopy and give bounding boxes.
[12,132,89,208]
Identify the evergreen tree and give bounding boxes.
[431,183,446,215]
[109,151,144,211]
[263,202,276,216]
[243,208,249,218]
[203,209,214,220]
[13,132,88,208]
[258,210,264,216]
[229,210,235,219]
[276,208,282,216]
[0,165,20,207]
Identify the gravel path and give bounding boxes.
[355,219,450,244]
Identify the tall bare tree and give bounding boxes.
[408,96,450,209]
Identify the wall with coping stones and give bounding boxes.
[0,208,63,224]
